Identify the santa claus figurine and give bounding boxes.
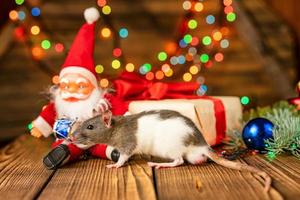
[30,7,120,169]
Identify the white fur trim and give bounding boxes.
[84,7,100,24]
[59,66,98,88]
[32,116,53,137]
[106,145,114,160]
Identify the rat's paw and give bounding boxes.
[106,163,123,169]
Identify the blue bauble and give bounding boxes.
[242,117,274,151]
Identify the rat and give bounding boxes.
[72,110,271,192]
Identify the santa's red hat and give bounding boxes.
[59,7,100,87]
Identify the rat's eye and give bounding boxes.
[87,125,94,130]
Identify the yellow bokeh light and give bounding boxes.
[194,3,204,12]
[125,63,135,72]
[183,73,192,82]
[164,69,174,77]
[31,25,40,35]
[112,59,121,69]
[95,64,104,74]
[213,31,222,41]
[100,78,109,88]
[101,28,111,38]
[189,65,199,75]
[102,5,111,15]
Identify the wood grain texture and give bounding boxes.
[243,155,300,200]
[38,157,156,200]
[0,134,54,199]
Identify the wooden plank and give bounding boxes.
[38,158,156,200]
[154,158,285,200]
[243,155,300,200]
[0,134,54,199]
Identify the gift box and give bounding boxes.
[127,97,243,146]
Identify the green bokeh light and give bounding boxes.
[200,54,209,63]
[188,19,198,29]
[15,0,24,5]
[227,13,236,22]
[158,52,167,61]
[241,96,250,105]
[202,36,212,46]
[41,39,51,50]
[183,34,193,44]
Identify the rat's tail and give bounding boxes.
[206,149,271,192]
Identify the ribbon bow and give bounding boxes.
[113,72,200,101]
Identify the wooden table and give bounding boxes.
[1,134,300,200]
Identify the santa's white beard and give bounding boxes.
[54,89,102,122]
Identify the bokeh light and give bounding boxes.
[226,12,236,22]
[52,75,60,84]
[95,64,104,73]
[15,0,24,5]
[9,10,18,21]
[189,65,199,75]
[97,0,107,7]
[206,15,215,24]
[241,96,250,105]
[155,71,164,80]
[32,46,44,59]
[202,36,212,46]
[125,63,135,72]
[101,28,111,38]
[55,43,64,53]
[41,39,51,50]
[214,53,224,62]
[100,78,109,88]
[220,39,230,48]
[112,59,121,69]
[158,51,167,61]
[194,2,204,12]
[31,25,40,35]
[182,1,192,10]
[212,31,222,41]
[183,73,192,82]
[200,54,209,63]
[146,72,154,80]
[31,7,41,17]
[188,19,197,29]
[113,48,122,57]
[18,11,26,20]
[119,28,128,38]
[102,5,111,15]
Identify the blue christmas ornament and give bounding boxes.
[53,119,74,139]
[242,117,274,151]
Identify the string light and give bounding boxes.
[113,48,122,57]
[95,64,104,73]
[183,73,192,82]
[119,28,128,38]
[54,43,64,52]
[102,5,111,15]
[15,0,24,5]
[9,10,18,21]
[189,65,199,75]
[31,7,41,17]
[52,75,60,84]
[146,72,154,80]
[188,19,197,29]
[194,2,204,12]
[112,59,121,69]
[97,0,107,7]
[214,53,224,62]
[18,11,26,21]
[158,52,167,61]
[32,46,44,59]
[241,96,250,105]
[100,78,109,88]
[125,63,135,72]
[41,39,51,50]
[226,12,236,22]
[200,54,209,63]
[155,71,164,80]
[182,1,192,10]
[101,27,111,38]
[202,36,212,46]
[31,25,40,35]
[206,15,215,24]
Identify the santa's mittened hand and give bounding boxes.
[31,127,43,138]
[96,99,111,113]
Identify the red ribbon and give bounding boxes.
[106,72,226,145]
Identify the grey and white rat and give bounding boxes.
[72,110,271,192]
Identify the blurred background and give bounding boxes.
[0,0,299,145]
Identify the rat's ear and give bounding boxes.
[101,111,112,128]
